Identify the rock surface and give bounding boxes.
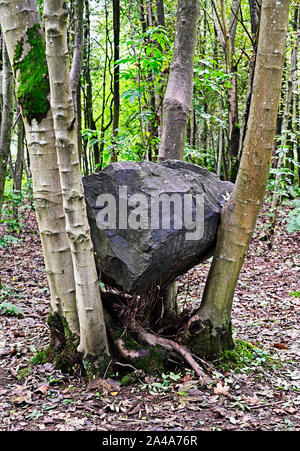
[83,160,233,294]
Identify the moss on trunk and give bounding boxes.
[183,318,234,361]
[43,312,81,373]
[13,24,50,124]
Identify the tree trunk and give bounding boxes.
[158,0,199,161]
[220,0,241,181]
[0,43,13,219]
[158,0,199,317]
[183,0,290,360]
[13,107,24,193]
[43,0,109,360]
[0,0,79,335]
[111,0,120,163]
[155,0,165,27]
[268,11,300,244]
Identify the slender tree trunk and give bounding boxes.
[13,107,24,193]
[155,0,165,27]
[70,0,84,108]
[0,43,13,219]
[44,0,109,360]
[220,0,241,181]
[158,0,199,161]
[83,0,99,170]
[268,13,300,244]
[183,0,290,359]
[158,0,199,317]
[111,0,120,163]
[0,0,79,334]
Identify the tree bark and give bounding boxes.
[158,0,199,161]
[157,0,199,317]
[0,0,79,335]
[155,0,165,27]
[268,10,300,244]
[13,106,24,193]
[183,0,290,359]
[0,43,13,219]
[111,0,120,163]
[44,0,109,360]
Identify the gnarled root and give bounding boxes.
[129,321,206,379]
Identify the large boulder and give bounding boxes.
[83,160,233,294]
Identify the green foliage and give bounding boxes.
[118,26,170,80]
[268,135,300,199]
[0,285,25,303]
[0,234,21,248]
[140,371,181,395]
[1,179,34,233]
[289,290,300,298]
[17,367,32,380]
[286,199,300,233]
[0,301,24,317]
[13,24,50,124]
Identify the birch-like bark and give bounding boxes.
[0,0,79,334]
[43,0,109,358]
[184,0,290,357]
[158,0,199,161]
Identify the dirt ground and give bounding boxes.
[0,202,299,431]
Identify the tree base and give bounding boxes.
[182,318,235,361]
[45,312,81,373]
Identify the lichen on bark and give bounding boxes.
[13,24,50,124]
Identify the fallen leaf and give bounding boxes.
[273,343,289,350]
[213,382,230,396]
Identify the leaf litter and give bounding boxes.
[0,202,299,431]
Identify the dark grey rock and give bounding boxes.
[83,160,233,294]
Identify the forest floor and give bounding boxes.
[0,201,299,431]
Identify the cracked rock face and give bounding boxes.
[83,160,233,295]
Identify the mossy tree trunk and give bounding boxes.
[43,0,109,360]
[0,0,79,335]
[183,0,290,360]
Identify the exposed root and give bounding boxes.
[101,289,210,380]
[129,321,207,379]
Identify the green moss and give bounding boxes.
[46,313,81,373]
[32,348,51,365]
[13,24,50,124]
[17,366,32,380]
[132,345,165,374]
[120,374,132,385]
[185,319,234,360]
[32,313,81,374]
[217,339,278,372]
[123,332,143,351]
[83,353,113,381]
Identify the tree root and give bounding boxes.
[101,290,209,379]
[128,321,207,379]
